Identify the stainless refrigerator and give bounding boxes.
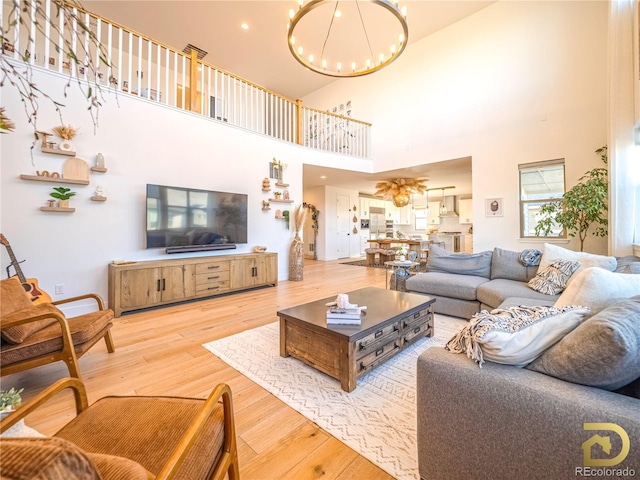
[369,207,387,239]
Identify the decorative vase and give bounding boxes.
[399,255,406,262]
[288,234,304,281]
[59,139,73,151]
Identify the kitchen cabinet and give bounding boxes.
[464,235,474,253]
[385,201,396,221]
[360,234,369,256]
[394,205,412,225]
[360,197,370,219]
[459,198,473,224]
[109,253,277,316]
[427,202,441,225]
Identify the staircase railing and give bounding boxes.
[1,0,371,158]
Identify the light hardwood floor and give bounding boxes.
[2,258,397,480]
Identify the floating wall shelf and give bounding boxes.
[41,147,76,156]
[91,196,107,202]
[91,167,107,173]
[275,182,289,188]
[20,174,90,185]
[40,206,75,213]
[270,198,294,203]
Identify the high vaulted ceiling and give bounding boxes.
[83,1,493,196]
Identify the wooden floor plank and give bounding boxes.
[1,259,393,479]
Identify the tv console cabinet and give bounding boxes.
[108,252,277,317]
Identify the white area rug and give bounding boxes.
[203,315,465,480]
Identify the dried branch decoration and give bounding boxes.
[374,178,427,207]
[52,124,79,140]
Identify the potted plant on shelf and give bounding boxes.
[274,191,282,200]
[50,186,76,208]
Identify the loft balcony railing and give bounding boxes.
[1,0,371,158]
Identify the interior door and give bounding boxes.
[336,194,350,258]
[304,213,315,259]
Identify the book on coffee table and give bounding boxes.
[326,306,364,324]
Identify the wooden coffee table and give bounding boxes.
[277,287,435,392]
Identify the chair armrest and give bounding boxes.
[53,293,106,310]
[1,303,66,328]
[0,378,89,434]
[156,383,237,480]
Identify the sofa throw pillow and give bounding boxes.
[528,259,580,295]
[445,305,590,367]
[538,243,617,286]
[527,296,640,391]
[0,277,56,344]
[427,245,492,278]
[554,267,640,318]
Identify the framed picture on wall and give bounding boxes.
[485,198,503,217]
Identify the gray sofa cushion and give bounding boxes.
[427,245,492,278]
[497,297,556,309]
[527,296,640,391]
[477,279,560,309]
[406,272,489,301]
[490,247,538,282]
[615,255,640,273]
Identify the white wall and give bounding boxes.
[0,69,372,312]
[303,1,611,254]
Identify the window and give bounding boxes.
[414,207,427,231]
[519,159,565,238]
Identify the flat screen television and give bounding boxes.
[146,184,248,252]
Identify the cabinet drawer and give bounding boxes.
[400,308,431,329]
[195,261,230,274]
[196,271,230,286]
[358,340,400,374]
[403,321,433,346]
[356,323,399,355]
[196,280,230,295]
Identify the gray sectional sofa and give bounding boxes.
[406,246,558,318]
[416,347,640,480]
[412,248,640,479]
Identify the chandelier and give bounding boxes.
[374,178,427,208]
[287,0,409,78]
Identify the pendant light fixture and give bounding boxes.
[287,0,409,78]
[439,188,447,215]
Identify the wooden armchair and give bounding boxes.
[0,277,115,380]
[0,377,239,480]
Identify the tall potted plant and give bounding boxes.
[535,146,608,251]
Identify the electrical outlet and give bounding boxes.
[55,284,64,295]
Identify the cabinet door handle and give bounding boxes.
[375,330,383,338]
[207,286,220,291]
[157,279,161,292]
[162,279,166,291]
[208,265,220,270]
[208,276,220,280]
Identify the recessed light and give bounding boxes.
[320,175,327,179]
[241,23,249,30]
